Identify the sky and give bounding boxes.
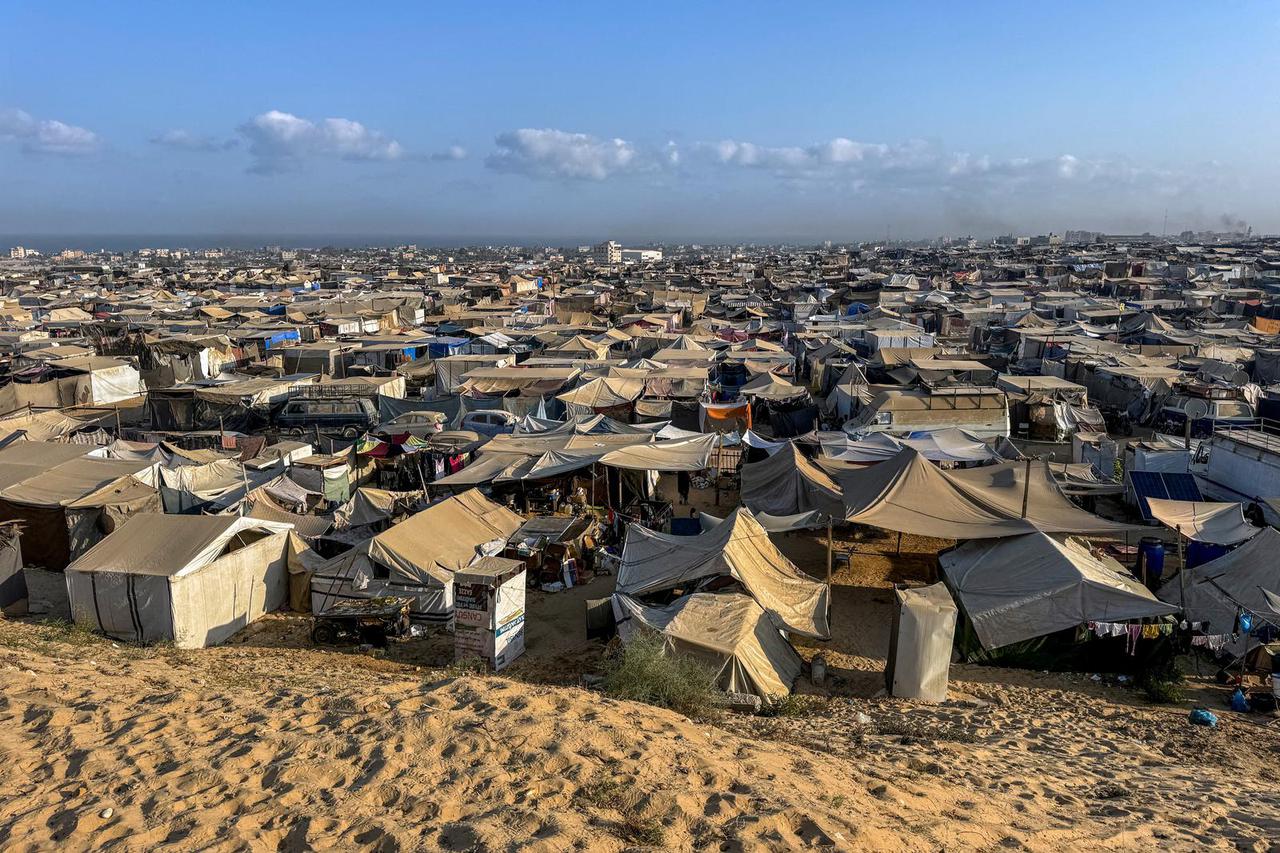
[2,1,1278,246]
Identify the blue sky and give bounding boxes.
[2,1,1277,244]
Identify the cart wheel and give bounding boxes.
[312,622,339,644]
[341,426,359,439]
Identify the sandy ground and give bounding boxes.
[2,477,1280,850]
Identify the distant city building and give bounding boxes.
[8,246,26,259]
[593,241,622,264]
[621,248,662,263]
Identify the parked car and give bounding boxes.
[374,410,448,438]
[275,397,378,438]
[460,410,519,437]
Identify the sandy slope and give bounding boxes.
[2,486,1278,850]
[1,617,1279,852]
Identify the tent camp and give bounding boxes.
[611,591,804,701]
[617,508,830,639]
[941,533,1179,650]
[1159,527,1280,653]
[310,489,523,624]
[66,514,294,648]
[739,442,843,518]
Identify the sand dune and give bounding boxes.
[2,616,1279,851]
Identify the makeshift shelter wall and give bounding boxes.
[66,570,173,644]
[167,531,290,648]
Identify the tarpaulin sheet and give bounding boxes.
[366,489,524,586]
[699,401,751,433]
[611,591,803,701]
[598,434,716,472]
[838,448,1036,539]
[617,508,830,639]
[740,443,843,518]
[1160,527,1280,654]
[942,533,1178,650]
[1146,498,1260,546]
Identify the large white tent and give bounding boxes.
[66,514,294,648]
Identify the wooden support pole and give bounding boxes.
[826,520,834,588]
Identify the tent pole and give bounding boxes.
[896,530,902,555]
[1020,456,1033,518]
[826,520,833,588]
[714,434,721,507]
[1176,525,1186,611]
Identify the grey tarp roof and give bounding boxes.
[611,591,803,701]
[617,508,830,639]
[739,442,843,518]
[1159,527,1280,650]
[941,533,1178,650]
[334,487,424,529]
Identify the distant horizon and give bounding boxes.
[2,227,1264,256]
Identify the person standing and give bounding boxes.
[677,470,691,505]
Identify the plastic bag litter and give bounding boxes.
[1189,708,1218,727]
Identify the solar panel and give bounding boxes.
[1128,471,1202,520]
[1162,473,1203,503]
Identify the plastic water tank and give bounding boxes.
[1136,537,1165,580]
[1185,540,1228,569]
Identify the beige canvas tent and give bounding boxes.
[66,514,294,648]
[310,489,523,624]
[839,448,1135,540]
[611,591,803,701]
[617,508,830,639]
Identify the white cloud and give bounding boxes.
[238,110,403,173]
[0,108,100,155]
[151,128,237,152]
[430,144,468,162]
[486,128,651,180]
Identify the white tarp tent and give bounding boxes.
[66,514,293,648]
[885,582,957,702]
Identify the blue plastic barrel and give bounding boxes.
[1137,537,1165,580]
[1186,540,1228,569]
